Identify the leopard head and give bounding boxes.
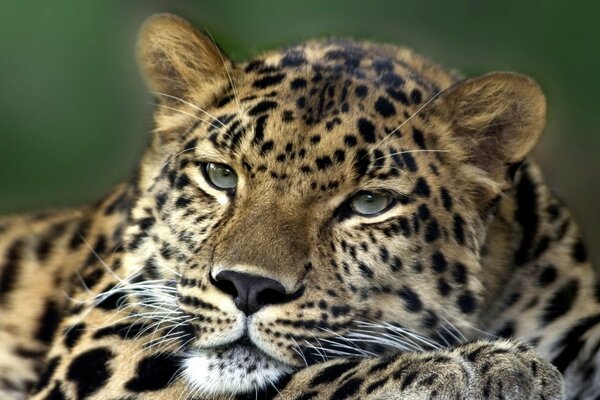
[123,14,546,396]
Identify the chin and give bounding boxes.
[182,342,295,396]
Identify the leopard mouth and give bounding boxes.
[182,336,294,396]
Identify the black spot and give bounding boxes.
[374,96,396,117]
[253,73,286,89]
[174,196,191,208]
[175,173,190,189]
[386,87,409,104]
[380,72,404,88]
[417,204,430,220]
[390,256,403,272]
[353,149,370,178]
[546,203,561,220]
[35,356,60,392]
[344,135,357,147]
[379,246,390,262]
[81,269,104,289]
[425,220,440,242]
[36,236,54,261]
[282,110,294,122]
[67,348,113,399]
[440,187,453,211]
[542,280,579,325]
[331,378,362,400]
[453,214,465,245]
[316,156,333,170]
[358,263,374,278]
[68,219,91,249]
[281,51,306,67]
[401,151,417,172]
[413,177,430,197]
[104,191,131,215]
[0,239,24,304]
[63,323,86,349]
[355,85,368,97]
[514,170,538,265]
[155,193,167,209]
[44,382,67,400]
[310,135,321,144]
[138,217,155,232]
[572,239,587,263]
[412,128,426,149]
[401,371,418,390]
[334,150,346,163]
[36,300,61,344]
[398,287,423,312]
[551,313,600,372]
[260,140,274,155]
[248,101,278,116]
[290,78,307,90]
[496,321,515,338]
[372,58,393,73]
[310,360,359,385]
[451,263,467,284]
[253,115,267,144]
[244,60,264,72]
[431,252,447,273]
[366,377,388,394]
[437,278,452,297]
[422,309,439,329]
[457,290,477,314]
[538,265,557,287]
[357,118,376,143]
[93,322,150,340]
[96,286,127,310]
[125,353,183,392]
[410,89,422,104]
[183,138,198,152]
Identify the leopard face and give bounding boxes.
[120,14,545,396]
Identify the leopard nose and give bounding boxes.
[213,270,300,315]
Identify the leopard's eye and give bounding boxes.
[205,162,237,190]
[350,191,392,216]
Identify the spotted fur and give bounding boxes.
[1,13,597,400]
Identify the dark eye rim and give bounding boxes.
[200,162,238,193]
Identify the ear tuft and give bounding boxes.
[436,72,546,188]
[137,14,233,102]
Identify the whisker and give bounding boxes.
[204,29,242,115]
[152,91,227,128]
[374,149,450,162]
[379,88,447,146]
[152,103,226,133]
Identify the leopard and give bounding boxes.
[1,13,598,399]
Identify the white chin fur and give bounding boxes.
[183,345,293,396]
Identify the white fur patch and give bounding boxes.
[183,344,293,396]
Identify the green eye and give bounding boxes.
[351,191,392,216]
[205,162,238,190]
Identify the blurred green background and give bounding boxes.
[0,1,598,263]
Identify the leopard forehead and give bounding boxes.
[171,39,460,193]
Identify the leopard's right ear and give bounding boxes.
[137,14,234,104]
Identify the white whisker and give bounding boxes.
[152,91,226,128]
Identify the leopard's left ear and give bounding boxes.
[137,14,234,103]
[434,72,546,190]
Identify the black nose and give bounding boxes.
[213,270,299,315]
